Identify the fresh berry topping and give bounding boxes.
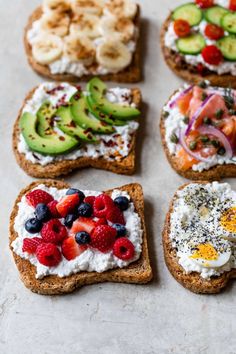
[93,194,114,218]
[70,217,96,235]
[22,237,43,254]
[204,24,224,40]
[113,238,135,261]
[41,219,68,244]
[25,189,54,208]
[113,224,127,237]
[84,196,95,206]
[25,218,43,234]
[106,206,125,225]
[66,188,85,202]
[64,213,78,228]
[229,0,236,11]
[95,217,108,226]
[114,196,129,211]
[62,237,87,260]
[36,243,61,267]
[56,194,80,217]
[195,0,214,8]
[77,203,93,217]
[90,225,117,253]
[47,200,60,218]
[75,231,91,245]
[173,19,190,38]
[201,45,223,65]
[35,203,51,222]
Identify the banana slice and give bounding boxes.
[43,0,71,13]
[71,0,104,16]
[32,34,63,65]
[70,14,101,39]
[41,12,70,37]
[96,39,132,72]
[99,16,135,43]
[64,34,96,66]
[104,0,137,19]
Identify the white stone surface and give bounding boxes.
[0,0,236,353]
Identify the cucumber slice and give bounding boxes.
[205,6,229,26]
[172,3,202,26]
[217,35,236,61]
[221,13,236,34]
[176,34,206,55]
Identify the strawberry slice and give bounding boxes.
[25,189,54,208]
[61,237,87,261]
[70,217,96,236]
[56,194,80,217]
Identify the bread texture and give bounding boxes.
[24,6,141,82]
[13,86,142,178]
[162,182,236,294]
[161,16,236,89]
[160,90,236,181]
[9,180,153,295]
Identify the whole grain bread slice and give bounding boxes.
[13,86,142,178]
[163,181,236,294]
[24,6,141,82]
[161,16,236,89]
[9,180,153,295]
[160,90,236,180]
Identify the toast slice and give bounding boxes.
[161,16,236,89]
[13,85,142,178]
[9,180,153,295]
[163,182,236,294]
[160,90,236,181]
[24,6,141,83]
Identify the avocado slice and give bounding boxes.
[37,102,57,138]
[56,105,98,143]
[87,77,140,119]
[70,92,115,134]
[20,112,79,155]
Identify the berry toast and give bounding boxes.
[24,0,141,82]
[9,180,152,295]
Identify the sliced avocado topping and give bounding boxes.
[87,77,140,119]
[37,101,57,138]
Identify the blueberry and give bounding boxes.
[77,203,93,217]
[75,231,91,245]
[114,196,129,211]
[64,214,77,228]
[25,218,42,234]
[113,223,127,237]
[35,203,51,222]
[66,188,85,202]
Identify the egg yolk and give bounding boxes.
[190,243,218,261]
[220,207,236,233]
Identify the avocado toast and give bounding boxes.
[13,77,142,178]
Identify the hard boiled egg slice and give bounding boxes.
[189,242,231,268]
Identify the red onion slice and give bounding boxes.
[169,85,194,109]
[179,129,210,163]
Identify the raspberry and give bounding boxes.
[36,243,61,267]
[22,237,43,254]
[113,238,135,261]
[84,196,95,206]
[41,219,68,244]
[56,194,80,217]
[25,189,54,208]
[93,194,114,218]
[95,217,108,226]
[48,200,60,218]
[90,225,116,253]
[106,206,125,225]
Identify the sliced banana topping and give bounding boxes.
[32,34,63,65]
[104,0,137,19]
[41,11,70,37]
[64,34,96,66]
[42,0,71,13]
[99,16,135,43]
[96,39,132,72]
[70,13,101,39]
[71,0,104,16]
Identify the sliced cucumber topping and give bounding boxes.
[172,3,202,26]
[221,13,236,34]
[176,34,206,55]
[217,35,236,61]
[205,6,229,26]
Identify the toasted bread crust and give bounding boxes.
[161,16,236,89]
[163,182,236,294]
[12,85,142,178]
[160,90,236,180]
[9,180,153,295]
[24,6,141,82]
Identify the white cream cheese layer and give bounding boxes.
[170,182,236,279]
[12,184,143,279]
